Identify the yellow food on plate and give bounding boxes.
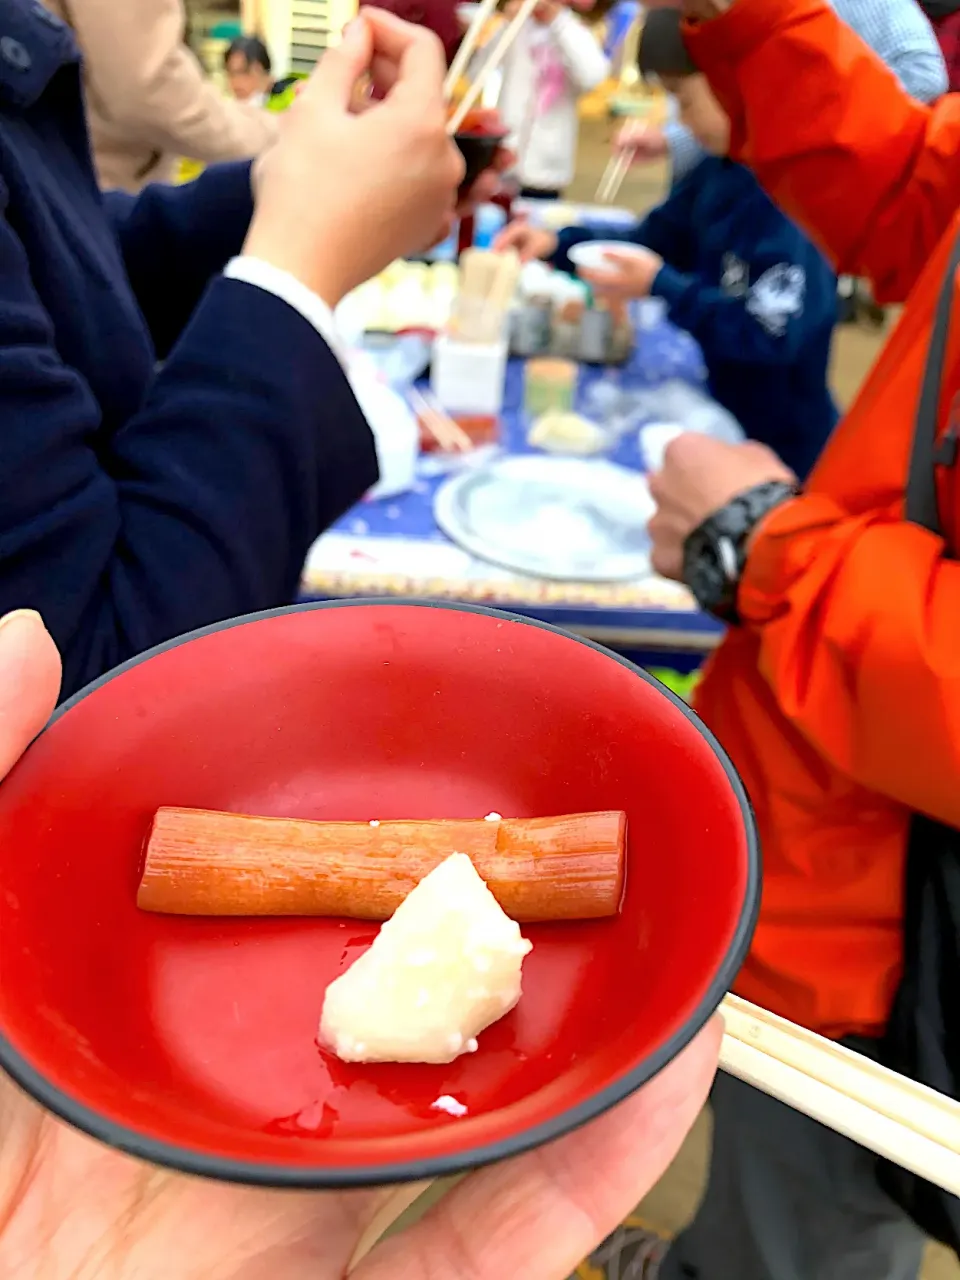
[528,411,608,455]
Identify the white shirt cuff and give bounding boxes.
[223,257,346,366]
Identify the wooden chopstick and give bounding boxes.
[595,147,634,204]
[444,0,501,101]
[341,996,960,1271]
[408,386,473,452]
[719,994,960,1195]
[481,245,527,340]
[418,387,474,450]
[346,1180,434,1273]
[448,0,540,134]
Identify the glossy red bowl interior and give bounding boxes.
[0,601,758,1187]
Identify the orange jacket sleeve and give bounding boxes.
[738,494,960,828]
[684,0,960,302]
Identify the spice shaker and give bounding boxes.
[579,304,614,363]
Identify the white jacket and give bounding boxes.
[490,9,608,192]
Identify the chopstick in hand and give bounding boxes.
[596,147,634,204]
[444,0,501,101]
[448,0,540,133]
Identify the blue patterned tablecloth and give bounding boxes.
[301,316,725,657]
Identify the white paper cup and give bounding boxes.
[638,421,684,473]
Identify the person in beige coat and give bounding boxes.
[44,0,277,190]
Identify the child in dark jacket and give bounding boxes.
[495,8,839,480]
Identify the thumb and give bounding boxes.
[305,17,374,108]
[601,250,636,268]
[0,610,62,780]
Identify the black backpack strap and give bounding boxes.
[905,231,960,536]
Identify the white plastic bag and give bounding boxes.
[635,381,745,473]
[346,353,420,500]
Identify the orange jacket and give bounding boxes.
[684,0,960,1039]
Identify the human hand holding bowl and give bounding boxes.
[0,609,721,1279]
[577,246,663,299]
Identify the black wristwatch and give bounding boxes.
[682,480,799,623]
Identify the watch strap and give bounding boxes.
[682,480,799,622]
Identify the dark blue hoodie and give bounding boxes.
[553,157,839,479]
[0,1,376,700]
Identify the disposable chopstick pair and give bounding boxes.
[345,995,960,1271]
[447,0,540,134]
[443,0,501,100]
[595,146,635,205]
[718,994,960,1196]
[408,385,473,452]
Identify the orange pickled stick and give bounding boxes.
[136,807,626,922]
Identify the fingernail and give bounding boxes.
[341,15,366,45]
[0,610,49,687]
[0,609,46,638]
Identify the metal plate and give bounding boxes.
[433,455,654,582]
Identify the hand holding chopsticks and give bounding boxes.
[596,115,671,204]
[448,0,541,133]
[596,147,635,204]
[443,0,501,100]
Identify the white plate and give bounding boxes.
[567,241,647,273]
[433,454,654,582]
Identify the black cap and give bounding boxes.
[637,8,698,81]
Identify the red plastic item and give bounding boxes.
[417,413,499,451]
[0,602,758,1188]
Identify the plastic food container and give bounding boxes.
[431,333,509,416]
[524,357,578,417]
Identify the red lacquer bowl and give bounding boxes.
[0,601,758,1188]
[454,130,508,192]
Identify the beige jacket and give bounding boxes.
[45,0,277,191]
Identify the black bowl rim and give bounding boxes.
[0,597,760,1189]
[453,129,508,143]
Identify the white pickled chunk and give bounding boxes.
[319,852,532,1064]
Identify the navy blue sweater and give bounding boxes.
[554,158,839,479]
[0,0,376,699]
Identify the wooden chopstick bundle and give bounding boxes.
[450,247,520,343]
[719,994,960,1196]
